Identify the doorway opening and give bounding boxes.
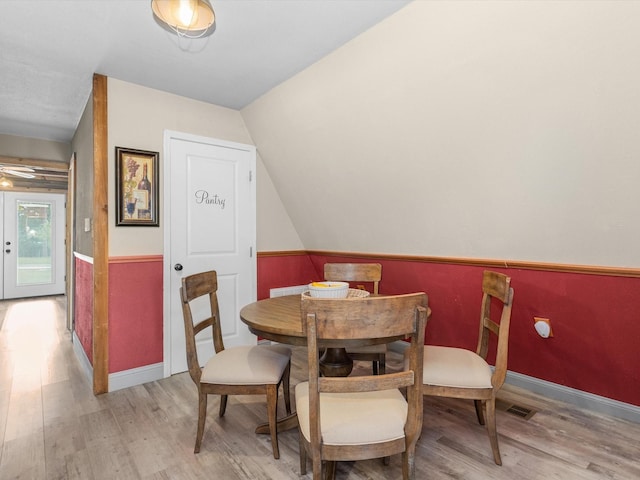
[0,192,66,299]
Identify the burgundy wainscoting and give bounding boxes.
[380,260,640,407]
[108,256,163,373]
[264,252,640,408]
[257,252,320,299]
[74,256,94,363]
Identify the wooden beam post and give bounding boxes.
[92,73,109,394]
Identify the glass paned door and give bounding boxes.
[2,192,65,299]
[16,201,54,285]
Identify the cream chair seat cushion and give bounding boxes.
[295,382,407,446]
[422,345,492,388]
[201,345,291,385]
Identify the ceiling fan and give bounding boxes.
[0,165,36,179]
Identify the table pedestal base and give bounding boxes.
[255,413,299,434]
[319,347,353,377]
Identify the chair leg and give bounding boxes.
[474,399,485,425]
[402,447,416,480]
[371,353,386,375]
[219,394,228,417]
[283,360,292,414]
[195,392,207,453]
[326,461,336,480]
[485,398,502,465]
[299,431,307,475]
[266,384,280,459]
[312,455,322,480]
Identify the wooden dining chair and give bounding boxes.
[323,262,386,374]
[418,270,514,465]
[296,293,428,479]
[180,270,292,458]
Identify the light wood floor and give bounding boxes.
[1,296,639,479]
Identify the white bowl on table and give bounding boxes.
[307,281,349,298]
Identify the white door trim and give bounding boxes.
[162,130,257,378]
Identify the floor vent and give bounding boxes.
[496,399,536,420]
[506,404,535,419]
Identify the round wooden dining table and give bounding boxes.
[240,293,431,374]
[240,294,366,377]
[240,293,431,434]
[240,294,307,346]
[240,293,399,434]
[241,292,420,374]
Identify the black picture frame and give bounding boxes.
[115,147,159,226]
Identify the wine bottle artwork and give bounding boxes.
[116,147,159,226]
[136,164,152,219]
[126,200,136,217]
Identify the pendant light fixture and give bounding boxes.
[0,176,14,188]
[151,0,215,39]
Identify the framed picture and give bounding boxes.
[115,147,159,226]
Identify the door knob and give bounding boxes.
[5,249,10,254]
[174,263,183,271]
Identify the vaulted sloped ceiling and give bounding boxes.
[242,1,640,267]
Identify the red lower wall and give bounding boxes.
[257,253,318,299]
[99,251,640,408]
[108,258,163,372]
[269,253,640,407]
[104,254,317,375]
[74,256,94,363]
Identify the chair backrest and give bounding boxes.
[180,270,224,385]
[323,263,382,294]
[475,270,514,390]
[301,293,428,449]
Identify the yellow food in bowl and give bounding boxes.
[307,281,349,298]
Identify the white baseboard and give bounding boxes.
[109,362,164,392]
[504,370,640,423]
[73,332,165,392]
[72,331,93,384]
[387,341,640,424]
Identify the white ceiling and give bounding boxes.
[0,0,411,143]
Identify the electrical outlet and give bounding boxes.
[533,317,553,338]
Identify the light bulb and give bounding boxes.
[152,0,215,38]
[176,0,198,28]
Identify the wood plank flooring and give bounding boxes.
[1,296,638,479]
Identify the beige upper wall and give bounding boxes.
[256,152,304,251]
[71,95,94,256]
[241,0,640,268]
[107,78,302,256]
[0,133,70,162]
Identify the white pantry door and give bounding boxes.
[164,131,257,375]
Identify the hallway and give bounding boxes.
[0,296,94,478]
